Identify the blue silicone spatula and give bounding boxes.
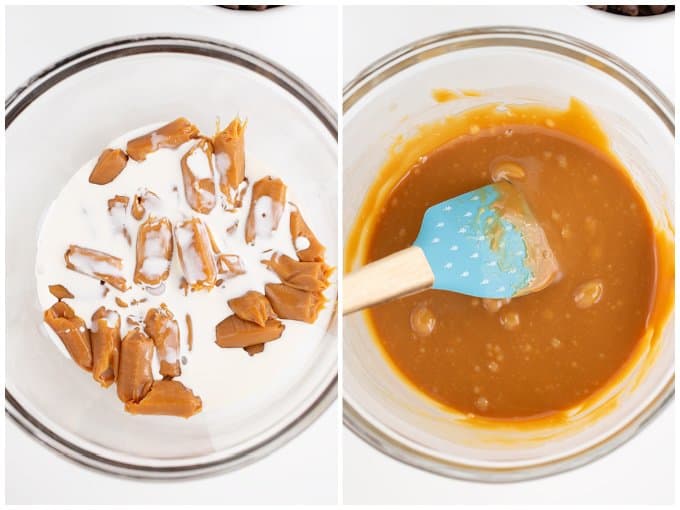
[343,181,559,314]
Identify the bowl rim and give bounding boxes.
[5,33,338,481]
[342,25,674,483]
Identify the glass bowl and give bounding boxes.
[6,35,337,479]
[343,27,674,482]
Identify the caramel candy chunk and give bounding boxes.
[126,117,199,162]
[289,207,325,262]
[181,138,216,214]
[263,252,331,292]
[144,304,181,378]
[175,218,218,291]
[185,313,194,351]
[89,148,129,185]
[265,283,325,323]
[244,343,265,356]
[131,189,161,221]
[245,177,287,243]
[48,284,74,300]
[491,162,526,183]
[410,305,436,336]
[64,245,128,291]
[227,220,239,235]
[204,224,246,278]
[117,330,154,403]
[215,315,284,348]
[91,307,121,388]
[134,216,173,288]
[44,301,92,371]
[217,254,246,278]
[108,195,131,245]
[213,117,246,207]
[228,290,276,327]
[574,279,604,309]
[124,380,202,418]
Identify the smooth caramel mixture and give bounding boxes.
[355,100,672,420]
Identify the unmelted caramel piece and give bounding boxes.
[131,189,161,221]
[245,177,287,243]
[289,207,325,262]
[126,117,199,162]
[482,298,511,313]
[265,283,325,323]
[107,195,131,245]
[213,117,246,206]
[228,291,276,327]
[410,305,436,336]
[227,220,239,235]
[573,279,604,309]
[117,330,154,403]
[144,304,181,378]
[499,310,520,330]
[491,162,526,183]
[185,313,194,351]
[134,216,173,288]
[181,138,216,214]
[244,343,265,356]
[64,245,128,291]
[91,307,121,388]
[204,224,246,278]
[175,218,218,291]
[115,297,128,308]
[217,254,246,278]
[215,315,284,348]
[263,252,331,292]
[124,380,202,418]
[89,148,129,185]
[44,301,92,371]
[48,284,74,300]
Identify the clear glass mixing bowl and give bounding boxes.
[343,27,674,482]
[6,35,337,479]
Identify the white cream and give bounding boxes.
[215,153,231,176]
[67,250,124,278]
[139,225,171,279]
[35,121,335,413]
[186,146,213,180]
[295,236,311,251]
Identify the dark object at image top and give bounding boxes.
[589,5,674,16]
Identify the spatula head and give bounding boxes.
[413,182,559,298]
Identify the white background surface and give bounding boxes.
[343,5,675,505]
[5,5,338,505]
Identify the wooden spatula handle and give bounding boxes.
[343,246,434,315]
